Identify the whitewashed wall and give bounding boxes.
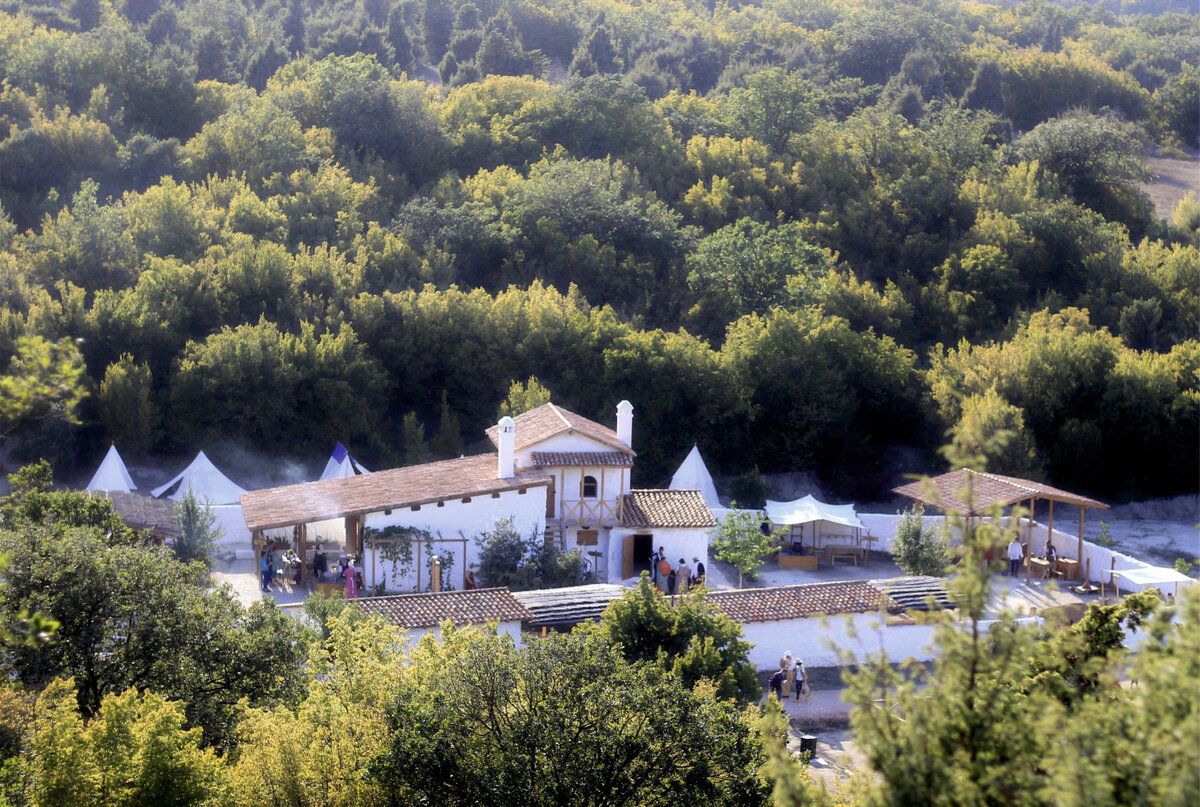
[361,486,548,593]
[606,525,710,584]
[741,612,939,669]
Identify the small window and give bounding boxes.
[582,475,598,498]
[576,529,598,546]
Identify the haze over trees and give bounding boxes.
[0,0,1194,500]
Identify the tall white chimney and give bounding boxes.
[497,416,515,479]
[616,400,633,449]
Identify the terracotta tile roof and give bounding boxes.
[707,581,898,623]
[530,451,632,468]
[619,489,716,528]
[485,403,632,455]
[241,454,552,532]
[95,492,180,538]
[356,587,535,629]
[893,469,1108,515]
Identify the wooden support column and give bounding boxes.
[297,523,308,586]
[1047,500,1055,555]
[1025,498,1034,585]
[1077,507,1085,582]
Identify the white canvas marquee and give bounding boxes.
[669,445,721,509]
[85,444,136,493]
[765,495,863,529]
[151,451,248,505]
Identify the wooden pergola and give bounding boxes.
[893,469,1108,583]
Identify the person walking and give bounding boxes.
[782,652,797,698]
[794,657,809,702]
[343,557,359,599]
[693,556,705,587]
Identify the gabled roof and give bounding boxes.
[893,469,1108,515]
[485,403,633,455]
[669,445,720,509]
[530,451,632,467]
[86,444,136,493]
[356,587,535,628]
[241,453,552,532]
[707,581,897,623]
[95,492,180,538]
[151,451,247,505]
[619,489,716,528]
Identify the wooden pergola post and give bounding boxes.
[1076,507,1085,583]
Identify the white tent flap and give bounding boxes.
[669,445,721,509]
[151,451,248,505]
[765,495,862,529]
[86,444,136,493]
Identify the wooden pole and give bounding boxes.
[1047,500,1055,556]
[1076,507,1085,581]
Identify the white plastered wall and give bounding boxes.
[359,485,548,593]
[606,525,711,585]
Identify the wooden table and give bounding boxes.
[1028,558,1051,580]
[825,545,863,566]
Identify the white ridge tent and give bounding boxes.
[669,445,721,509]
[765,494,863,549]
[319,441,370,481]
[151,451,248,505]
[85,444,136,493]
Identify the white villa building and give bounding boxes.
[240,401,714,591]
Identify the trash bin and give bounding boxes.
[798,734,818,757]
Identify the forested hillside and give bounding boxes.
[0,0,1195,499]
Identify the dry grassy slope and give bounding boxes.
[1142,152,1200,219]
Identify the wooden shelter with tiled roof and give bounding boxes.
[893,468,1108,582]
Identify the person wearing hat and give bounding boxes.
[793,657,809,702]
[781,652,797,698]
[692,556,705,587]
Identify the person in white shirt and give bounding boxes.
[1007,538,1024,576]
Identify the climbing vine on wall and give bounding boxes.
[363,525,433,587]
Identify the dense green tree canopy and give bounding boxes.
[0,0,1191,499]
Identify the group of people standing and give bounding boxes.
[650,546,705,595]
[769,652,809,702]
[258,542,361,598]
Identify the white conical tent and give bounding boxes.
[669,445,721,509]
[86,445,136,493]
[319,441,370,481]
[151,451,248,505]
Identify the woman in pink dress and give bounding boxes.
[343,559,359,599]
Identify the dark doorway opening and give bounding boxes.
[633,533,653,576]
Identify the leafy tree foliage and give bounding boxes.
[890,505,950,577]
[589,575,759,702]
[373,627,770,806]
[173,488,222,567]
[0,466,310,750]
[708,506,781,588]
[475,516,590,591]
